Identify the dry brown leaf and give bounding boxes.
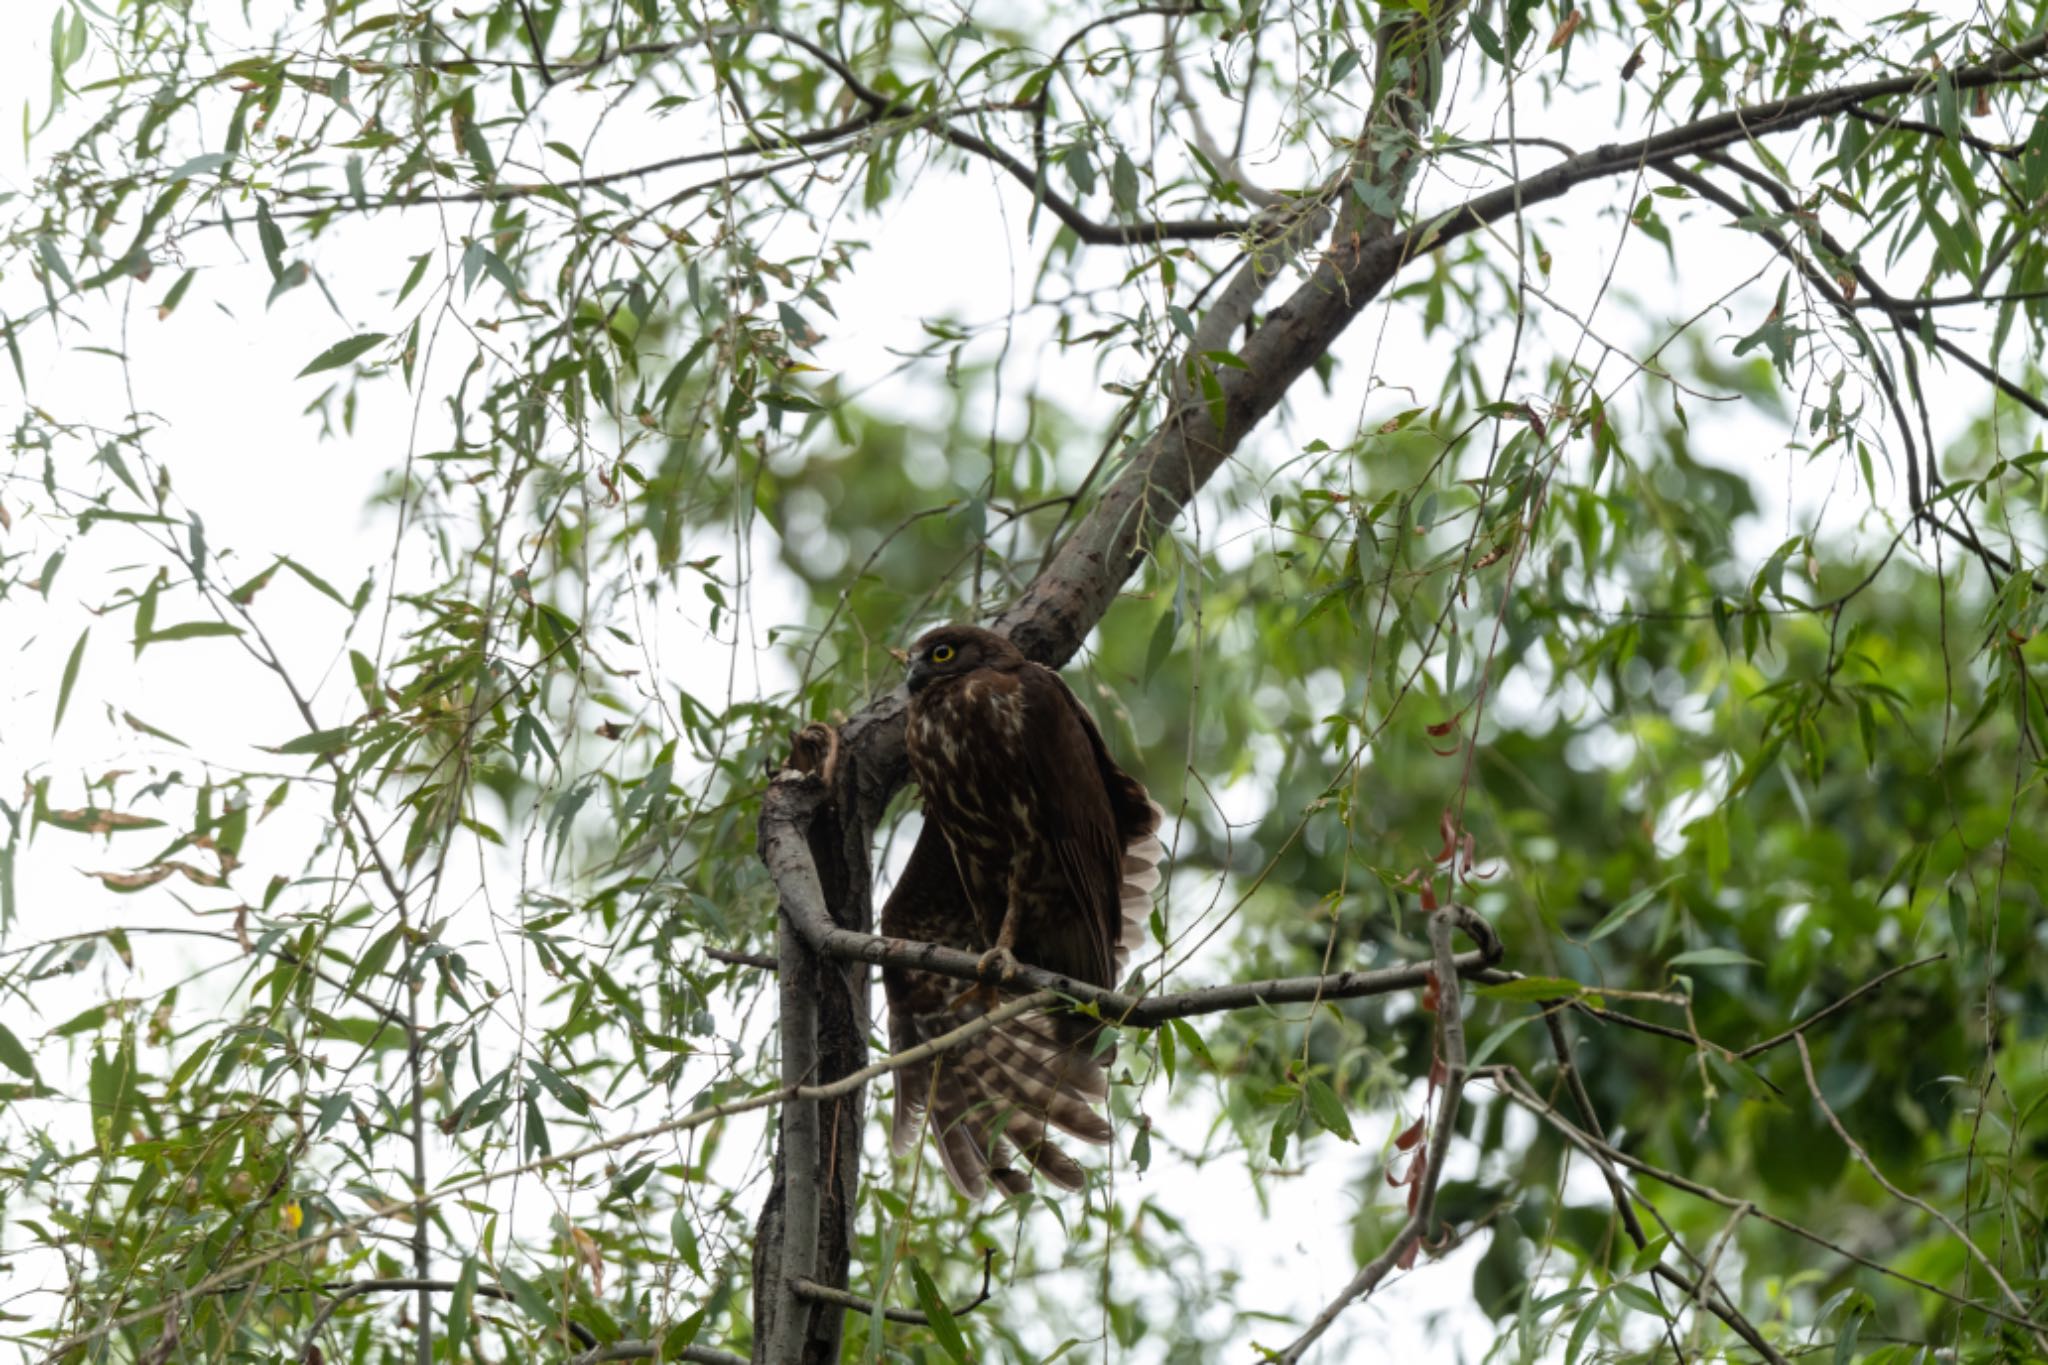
[570,1225,605,1295]
[89,866,175,891]
[1549,9,1584,52]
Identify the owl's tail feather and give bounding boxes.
[890,996,1111,1199]
[1113,800,1168,974]
[883,802,1169,1200]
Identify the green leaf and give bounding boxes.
[36,236,76,291]
[1304,1076,1355,1142]
[52,627,87,734]
[271,726,353,756]
[1143,610,1177,684]
[297,332,387,377]
[1564,1287,1607,1365]
[447,1255,477,1359]
[496,1267,555,1328]
[279,556,349,606]
[1474,975,1586,1003]
[396,253,430,306]
[1111,149,1141,215]
[1611,1282,1668,1320]
[907,1259,969,1364]
[140,621,242,643]
[670,1203,703,1275]
[1665,947,1759,969]
[527,1058,591,1116]
[1587,874,1678,942]
[1466,1013,1534,1070]
[228,562,278,606]
[255,198,286,280]
[1168,1018,1214,1070]
[348,925,400,991]
[158,269,195,318]
[167,152,230,181]
[0,1022,36,1079]
[1832,1306,1864,1364]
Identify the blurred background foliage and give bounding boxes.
[2,0,2047,1361]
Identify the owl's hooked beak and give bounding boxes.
[904,655,934,694]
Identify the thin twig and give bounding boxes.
[704,946,779,970]
[1793,1034,2048,1355]
[1483,1065,2048,1334]
[1736,954,1945,1058]
[1272,906,1471,1362]
[791,1248,997,1324]
[299,1279,597,1358]
[565,1341,747,1365]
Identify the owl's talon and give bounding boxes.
[945,947,1019,1013]
[947,981,1002,1013]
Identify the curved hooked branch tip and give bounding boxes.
[793,1247,1000,1324]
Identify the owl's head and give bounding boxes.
[905,624,1021,693]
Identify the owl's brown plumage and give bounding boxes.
[880,625,1164,1198]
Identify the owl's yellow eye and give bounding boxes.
[930,644,956,664]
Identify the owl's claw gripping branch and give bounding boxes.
[975,943,1021,984]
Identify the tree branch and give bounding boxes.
[764,812,1503,1024]
[1736,953,1944,1059]
[1272,905,1471,1363]
[1846,101,2027,160]
[1794,1034,2048,1354]
[1655,154,2038,586]
[791,1249,997,1325]
[567,1342,748,1365]
[299,1279,598,1358]
[1371,30,2048,304]
[1540,1019,1788,1362]
[1484,1065,2048,1334]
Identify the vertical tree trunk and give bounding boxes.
[752,729,876,1364]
